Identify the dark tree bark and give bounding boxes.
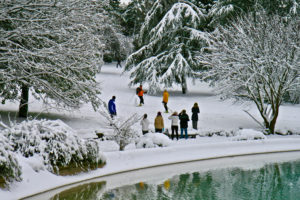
[18,84,29,118]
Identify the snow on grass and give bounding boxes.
[1,64,300,199]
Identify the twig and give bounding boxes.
[243,110,264,129]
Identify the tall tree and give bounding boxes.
[0,0,108,117]
[121,0,154,37]
[199,10,300,134]
[102,0,132,65]
[124,0,209,94]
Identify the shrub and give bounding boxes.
[3,119,105,175]
[136,133,172,148]
[232,129,266,141]
[0,134,22,188]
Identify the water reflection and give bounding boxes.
[50,159,300,200]
[99,160,300,200]
[50,182,105,200]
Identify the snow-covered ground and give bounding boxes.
[1,63,300,200]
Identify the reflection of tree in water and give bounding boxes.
[50,181,105,200]
[99,160,300,200]
[55,160,300,200]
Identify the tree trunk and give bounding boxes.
[181,78,187,94]
[269,106,279,134]
[18,84,29,118]
[263,105,279,135]
[119,140,125,151]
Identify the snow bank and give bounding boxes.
[232,129,266,141]
[136,133,172,148]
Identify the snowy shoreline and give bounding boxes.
[3,137,300,200]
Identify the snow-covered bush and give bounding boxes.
[3,119,105,174]
[0,134,22,188]
[136,133,172,148]
[232,129,266,141]
[275,128,300,135]
[197,129,236,137]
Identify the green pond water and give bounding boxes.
[51,159,300,200]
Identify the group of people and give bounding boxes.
[140,102,200,140]
[108,87,201,140]
[136,84,170,113]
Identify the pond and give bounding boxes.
[27,152,300,200]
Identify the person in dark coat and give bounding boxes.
[108,96,116,119]
[191,102,200,130]
[179,109,189,139]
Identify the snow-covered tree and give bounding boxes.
[208,0,300,28]
[199,11,300,134]
[102,0,133,65]
[124,0,209,94]
[121,0,154,37]
[0,0,108,117]
[101,24,131,65]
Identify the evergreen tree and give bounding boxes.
[208,0,300,28]
[124,0,209,94]
[102,0,132,65]
[121,0,154,37]
[0,0,108,117]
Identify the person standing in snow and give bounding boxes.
[140,114,150,135]
[108,96,117,119]
[162,89,169,113]
[191,102,200,130]
[168,111,179,140]
[154,111,164,133]
[179,109,189,139]
[136,85,145,106]
[116,60,122,68]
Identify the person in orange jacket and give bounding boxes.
[136,85,145,106]
[162,89,169,113]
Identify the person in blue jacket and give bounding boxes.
[108,96,117,119]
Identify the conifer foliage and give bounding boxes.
[124,0,209,94]
[208,0,300,28]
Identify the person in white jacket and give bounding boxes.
[140,114,150,135]
[168,111,179,140]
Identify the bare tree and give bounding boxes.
[199,10,300,134]
[99,104,141,151]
